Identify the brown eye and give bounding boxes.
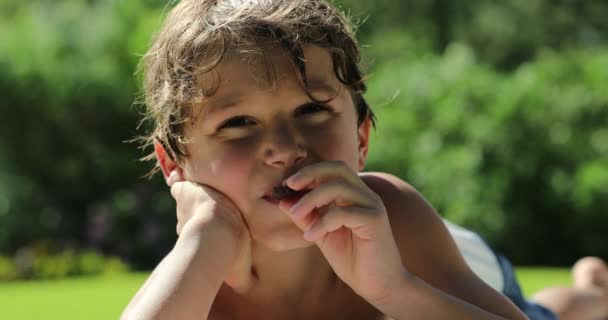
[218,116,256,129]
[295,103,331,116]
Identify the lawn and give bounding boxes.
[0,268,571,319]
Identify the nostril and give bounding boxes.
[264,143,307,168]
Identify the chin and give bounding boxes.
[252,225,315,252]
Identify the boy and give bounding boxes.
[122,0,605,319]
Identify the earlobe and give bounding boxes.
[357,116,372,171]
[154,141,184,186]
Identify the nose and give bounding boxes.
[263,123,307,168]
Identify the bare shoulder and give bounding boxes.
[359,171,448,239]
[360,172,525,318]
[359,172,424,215]
[360,172,476,288]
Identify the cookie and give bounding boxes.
[271,185,304,200]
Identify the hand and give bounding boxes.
[169,172,254,293]
[278,161,408,305]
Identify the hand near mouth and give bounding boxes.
[276,161,408,307]
[270,185,308,201]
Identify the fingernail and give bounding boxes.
[285,173,301,186]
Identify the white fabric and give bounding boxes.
[444,220,504,292]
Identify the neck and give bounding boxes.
[252,240,337,297]
[218,240,340,316]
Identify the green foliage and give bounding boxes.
[0,0,606,267]
[77,250,106,277]
[366,40,608,264]
[0,0,175,267]
[103,256,131,274]
[0,256,18,281]
[336,0,608,69]
[1,246,130,281]
[33,250,78,279]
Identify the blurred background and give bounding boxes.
[0,0,606,317]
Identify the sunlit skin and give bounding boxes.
[158,45,383,317]
[147,45,529,319]
[180,46,367,251]
[173,46,392,317]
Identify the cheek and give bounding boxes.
[305,121,360,168]
[189,140,259,210]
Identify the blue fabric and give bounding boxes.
[495,253,559,320]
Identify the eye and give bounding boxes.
[218,116,256,130]
[295,103,331,116]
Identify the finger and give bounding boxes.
[176,221,183,235]
[285,161,363,191]
[171,181,210,201]
[303,206,377,241]
[167,170,184,187]
[289,180,376,218]
[170,181,186,199]
[277,195,319,228]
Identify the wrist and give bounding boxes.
[368,270,416,318]
[183,203,242,245]
[177,215,240,273]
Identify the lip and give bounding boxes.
[261,188,310,206]
[262,195,280,205]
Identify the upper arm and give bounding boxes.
[361,172,526,319]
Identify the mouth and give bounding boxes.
[262,185,309,205]
[262,195,280,205]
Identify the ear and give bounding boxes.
[357,115,372,171]
[154,141,184,187]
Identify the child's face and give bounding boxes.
[179,45,371,251]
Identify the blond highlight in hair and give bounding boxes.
[137,0,374,175]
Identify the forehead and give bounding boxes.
[196,45,342,113]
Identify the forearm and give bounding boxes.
[121,231,234,320]
[374,273,528,320]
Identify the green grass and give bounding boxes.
[0,273,149,320]
[0,268,571,319]
[516,267,572,297]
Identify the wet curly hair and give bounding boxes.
[137,0,374,175]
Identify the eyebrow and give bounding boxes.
[201,77,340,116]
[200,92,244,116]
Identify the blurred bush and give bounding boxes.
[336,0,608,69]
[0,0,176,269]
[0,245,129,280]
[366,39,608,264]
[0,255,18,281]
[0,0,606,268]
